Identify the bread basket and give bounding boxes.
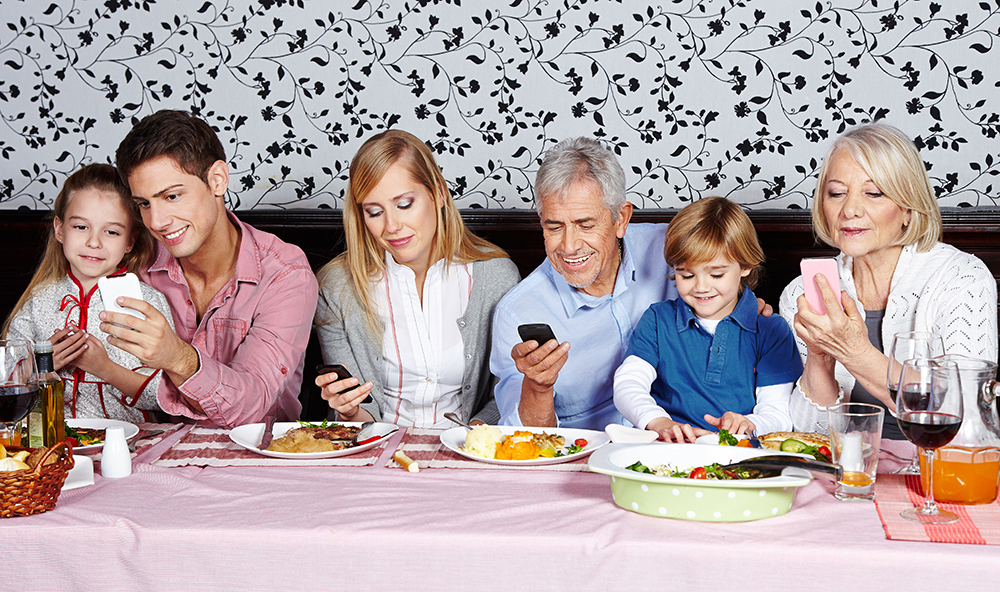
[1,443,74,518]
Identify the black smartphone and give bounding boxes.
[517,323,558,346]
[316,364,373,404]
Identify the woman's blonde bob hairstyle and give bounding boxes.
[318,129,508,331]
[812,122,942,252]
[664,196,765,290]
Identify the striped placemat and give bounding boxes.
[873,473,1000,545]
[386,427,593,471]
[80,422,184,464]
[150,426,388,467]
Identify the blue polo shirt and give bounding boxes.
[490,223,677,429]
[625,287,802,431]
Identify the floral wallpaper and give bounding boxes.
[0,0,998,211]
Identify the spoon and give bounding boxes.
[444,412,472,431]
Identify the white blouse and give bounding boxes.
[374,254,471,427]
[779,242,998,433]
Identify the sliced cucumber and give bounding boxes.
[779,438,808,453]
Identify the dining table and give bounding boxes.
[3,424,998,592]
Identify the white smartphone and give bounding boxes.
[800,258,842,315]
[98,273,146,320]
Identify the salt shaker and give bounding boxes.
[101,426,132,478]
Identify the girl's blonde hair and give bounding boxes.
[812,122,942,252]
[664,196,765,289]
[2,164,155,337]
[318,129,508,332]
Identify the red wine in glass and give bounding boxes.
[898,411,962,449]
[0,385,40,426]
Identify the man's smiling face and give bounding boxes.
[540,179,630,298]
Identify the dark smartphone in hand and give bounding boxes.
[316,363,373,404]
[517,323,558,346]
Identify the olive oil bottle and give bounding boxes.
[30,340,65,447]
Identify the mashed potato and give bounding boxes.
[461,424,504,459]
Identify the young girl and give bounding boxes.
[613,196,801,442]
[2,164,173,422]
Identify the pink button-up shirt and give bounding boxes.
[141,212,317,428]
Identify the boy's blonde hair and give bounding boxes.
[664,196,764,289]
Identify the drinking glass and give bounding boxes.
[898,358,963,524]
[887,332,944,474]
[0,340,39,446]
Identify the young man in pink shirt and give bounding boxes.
[102,110,317,428]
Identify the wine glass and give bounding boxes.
[887,331,944,474]
[0,340,39,448]
[897,358,963,524]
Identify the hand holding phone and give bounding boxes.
[316,364,373,404]
[98,273,146,321]
[517,323,558,346]
[800,258,842,315]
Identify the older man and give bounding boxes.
[101,110,317,428]
[490,137,678,429]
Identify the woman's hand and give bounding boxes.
[704,412,756,435]
[316,368,374,421]
[793,275,871,364]
[646,416,711,443]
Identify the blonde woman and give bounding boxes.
[779,123,997,437]
[315,130,519,427]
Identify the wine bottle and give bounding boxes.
[33,340,65,447]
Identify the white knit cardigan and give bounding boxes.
[778,242,998,433]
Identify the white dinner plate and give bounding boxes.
[228,422,398,459]
[66,418,140,452]
[439,426,609,466]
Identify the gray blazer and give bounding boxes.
[314,256,520,425]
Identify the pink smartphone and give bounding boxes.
[800,258,842,314]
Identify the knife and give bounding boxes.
[258,416,277,450]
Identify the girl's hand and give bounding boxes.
[315,368,374,421]
[704,412,756,435]
[51,323,88,370]
[646,416,711,443]
[72,334,111,377]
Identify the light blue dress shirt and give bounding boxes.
[490,223,677,429]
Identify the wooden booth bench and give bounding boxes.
[3,209,999,419]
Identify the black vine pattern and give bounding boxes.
[0,0,998,210]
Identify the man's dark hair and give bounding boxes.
[115,110,226,185]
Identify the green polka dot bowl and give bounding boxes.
[588,443,813,522]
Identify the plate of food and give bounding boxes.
[758,431,832,462]
[694,428,751,447]
[440,425,608,466]
[229,421,399,459]
[65,418,140,452]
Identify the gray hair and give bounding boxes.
[535,137,627,220]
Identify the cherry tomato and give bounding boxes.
[689,466,708,479]
[817,446,831,461]
[64,437,79,448]
[574,438,588,448]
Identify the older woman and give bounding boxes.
[779,123,997,438]
[314,129,519,427]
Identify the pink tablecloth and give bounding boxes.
[3,429,998,592]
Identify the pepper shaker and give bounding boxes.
[101,426,132,479]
